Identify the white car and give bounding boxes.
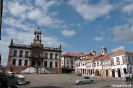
[75,76,94,85]
[8,72,15,78]
[16,75,26,85]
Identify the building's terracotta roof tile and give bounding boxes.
[99,49,133,60]
[84,54,103,60]
[99,53,112,60]
[84,49,133,61]
[62,52,84,57]
[63,49,133,60]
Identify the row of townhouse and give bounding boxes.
[61,52,83,73]
[75,46,133,78]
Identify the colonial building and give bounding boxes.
[75,46,105,76]
[99,49,133,78]
[6,28,62,74]
[61,52,84,73]
[75,46,133,78]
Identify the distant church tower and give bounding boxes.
[100,45,107,55]
[91,48,96,56]
[32,27,43,47]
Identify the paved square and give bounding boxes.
[17,74,133,88]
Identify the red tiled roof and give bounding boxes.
[62,52,84,57]
[63,49,133,60]
[99,49,133,60]
[99,53,112,60]
[84,49,133,60]
[84,54,103,60]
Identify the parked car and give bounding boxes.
[75,76,94,85]
[16,75,26,85]
[8,72,15,78]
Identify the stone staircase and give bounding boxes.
[19,67,52,74]
[9,66,29,74]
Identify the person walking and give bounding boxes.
[127,72,130,81]
[123,73,126,82]
[125,73,128,82]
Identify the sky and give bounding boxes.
[1,0,133,66]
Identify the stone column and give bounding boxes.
[41,60,43,67]
[58,52,62,73]
[6,48,13,73]
[23,51,25,57]
[16,59,18,66]
[29,59,31,67]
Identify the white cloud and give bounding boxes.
[111,46,125,52]
[7,1,28,17]
[3,28,34,44]
[42,36,66,47]
[4,0,65,29]
[62,29,76,37]
[0,28,67,66]
[2,17,36,31]
[68,0,112,20]
[94,36,104,41]
[25,7,63,28]
[27,8,43,20]
[122,3,133,14]
[112,24,133,42]
[35,0,57,12]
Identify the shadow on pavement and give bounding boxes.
[30,86,61,88]
[26,81,31,85]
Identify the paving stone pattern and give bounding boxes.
[17,74,133,88]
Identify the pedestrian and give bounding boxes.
[127,72,130,81]
[125,73,128,82]
[123,73,126,82]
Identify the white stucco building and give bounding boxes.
[75,46,133,78]
[6,28,62,74]
[61,52,84,73]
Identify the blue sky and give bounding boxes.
[1,0,133,66]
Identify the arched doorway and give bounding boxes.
[112,69,115,77]
[37,61,41,66]
[31,61,35,67]
[37,35,39,40]
[123,68,126,74]
[95,70,98,76]
[106,70,108,77]
[83,69,84,74]
[117,68,121,77]
[97,70,99,76]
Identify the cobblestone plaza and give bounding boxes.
[17,74,133,88]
